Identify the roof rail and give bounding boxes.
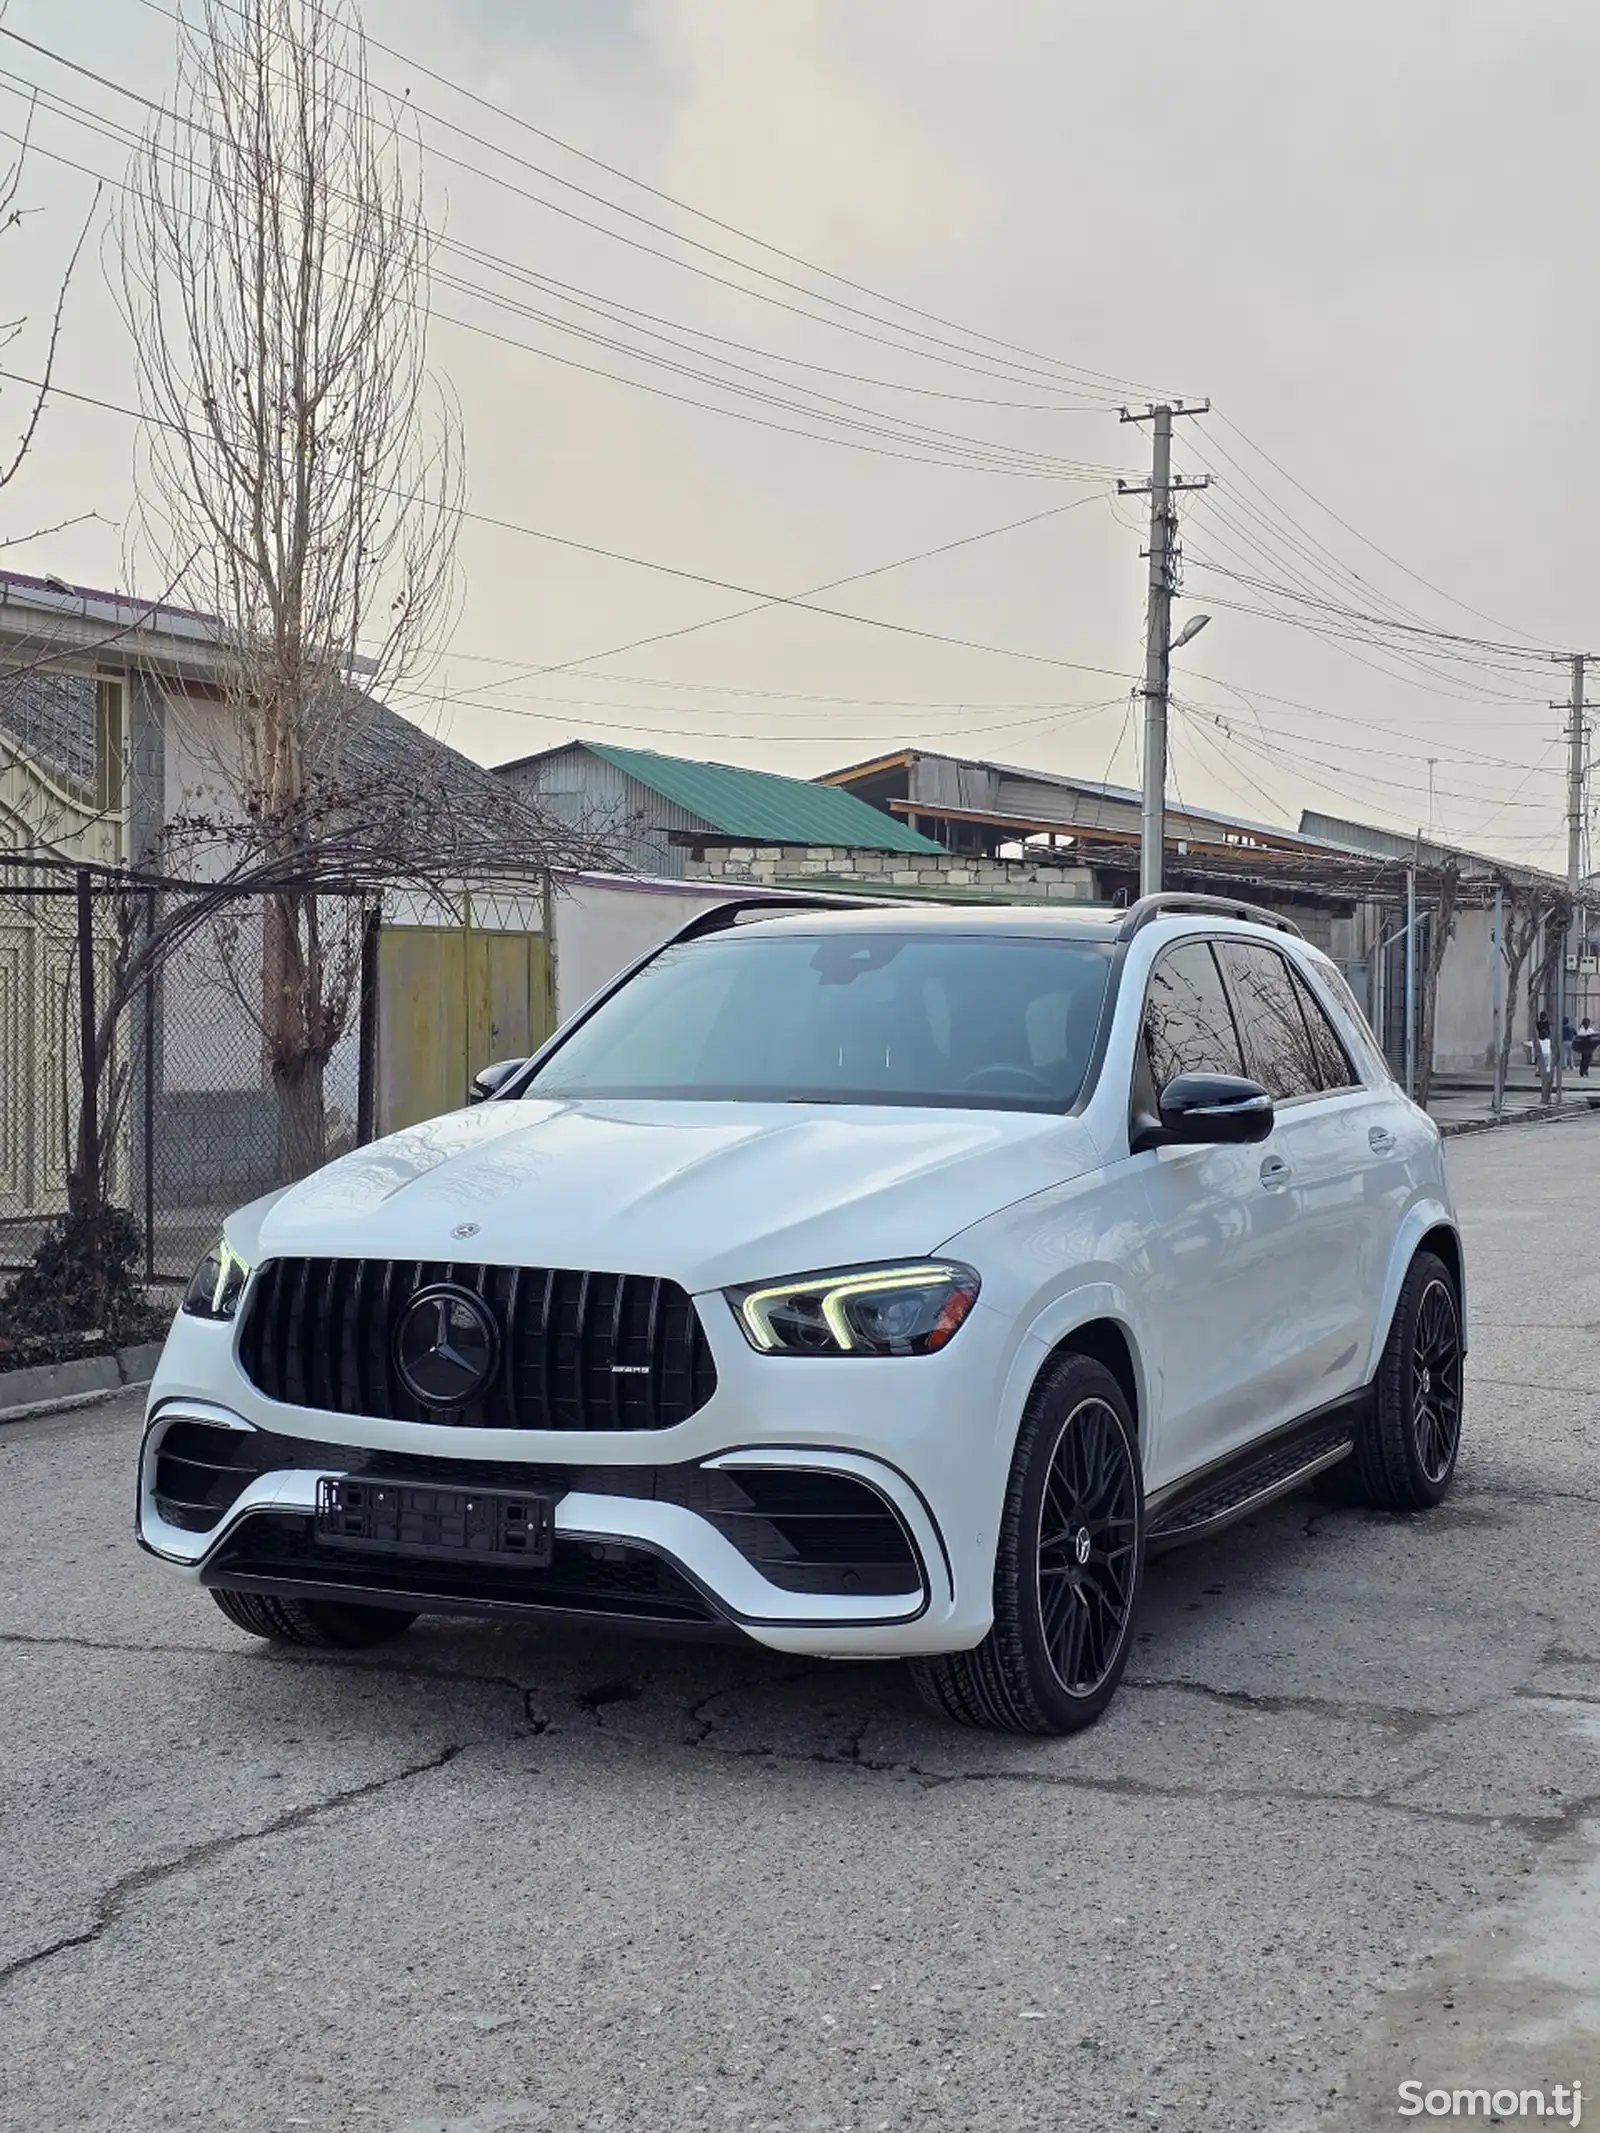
[1117,892,1303,940]
[668,890,902,947]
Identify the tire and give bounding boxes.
[210,1588,420,1648]
[1348,1249,1464,1512]
[909,1354,1145,1735]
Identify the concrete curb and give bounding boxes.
[0,1338,167,1425]
[1437,1096,1600,1138]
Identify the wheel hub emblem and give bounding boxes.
[1420,1368,1432,1395]
[394,1283,499,1408]
[1073,1527,1092,1567]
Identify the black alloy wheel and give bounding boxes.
[1411,1275,1465,1486]
[1348,1248,1465,1512]
[1035,1396,1142,1697]
[909,1352,1145,1734]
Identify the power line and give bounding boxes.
[1173,703,1556,813]
[389,680,1129,747]
[1182,557,1552,664]
[441,490,1114,704]
[130,0,1171,405]
[0,365,1142,688]
[1212,410,1552,648]
[0,90,1124,484]
[6,19,1148,409]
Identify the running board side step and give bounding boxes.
[1146,1420,1357,1554]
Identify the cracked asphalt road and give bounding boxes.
[3,1122,1599,2133]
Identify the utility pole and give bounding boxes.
[1405,849,1418,1101]
[1549,653,1588,1098]
[1119,402,1211,897]
[1566,653,1586,895]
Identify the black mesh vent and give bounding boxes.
[236,1259,718,1431]
[680,1468,923,1596]
[151,1420,278,1533]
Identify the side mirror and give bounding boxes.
[470,1058,527,1105]
[1134,1072,1274,1152]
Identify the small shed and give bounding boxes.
[495,740,944,879]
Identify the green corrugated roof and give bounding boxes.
[585,742,943,854]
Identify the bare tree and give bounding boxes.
[1493,881,1568,1104]
[0,78,99,552]
[120,0,463,1175]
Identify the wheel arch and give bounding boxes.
[1366,1202,1467,1377]
[1041,1316,1142,1436]
[1417,1221,1463,1305]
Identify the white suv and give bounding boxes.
[140,893,1465,1735]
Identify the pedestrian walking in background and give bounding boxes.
[1563,1015,1577,1070]
[1577,1017,1597,1078]
[1537,1010,1553,1081]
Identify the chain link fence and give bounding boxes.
[1,863,376,1284]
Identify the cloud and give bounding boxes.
[646,0,983,269]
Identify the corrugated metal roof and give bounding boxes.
[585,743,943,853]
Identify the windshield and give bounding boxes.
[522,930,1114,1111]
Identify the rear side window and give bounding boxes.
[1313,962,1393,1083]
[1289,964,1358,1091]
[1143,941,1245,1085]
[1218,942,1320,1101]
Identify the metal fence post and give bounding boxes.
[1404,866,1417,1100]
[74,867,99,1216]
[356,900,380,1146]
[1491,886,1505,1116]
[143,886,157,1281]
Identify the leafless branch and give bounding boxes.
[117,0,468,1175]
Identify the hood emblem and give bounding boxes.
[395,1284,499,1408]
[450,1221,481,1241]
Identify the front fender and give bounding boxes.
[990,1279,1152,1478]
[1363,1197,1465,1381]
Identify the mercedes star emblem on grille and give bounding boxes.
[394,1284,500,1407]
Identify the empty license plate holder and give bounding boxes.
[314,1477,555,1566]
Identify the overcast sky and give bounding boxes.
[3,0,1596,868]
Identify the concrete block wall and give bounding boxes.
[684,845,1098,900]
[152,1090,281,1207]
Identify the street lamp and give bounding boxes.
[1140,611,1212,896]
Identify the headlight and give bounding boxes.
[181,1238,252,1320]
[728,1261,981,1357]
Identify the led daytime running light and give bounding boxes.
[739,1264,964,1354]
[210,1241,249,1315]
[182,1237,253,1320]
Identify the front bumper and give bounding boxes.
[140,1297,1016,1657]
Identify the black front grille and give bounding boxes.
[237,1258,718,1431]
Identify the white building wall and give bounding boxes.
[550,874,732,1024]
[1432,906,1498,1072]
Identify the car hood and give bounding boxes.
[238,1099,1104,1292]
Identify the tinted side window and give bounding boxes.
[1314,963,1393,1082]
[1143,941,1245,1085]
[1220,942,1320,1100]
[1290,964,1357,1090]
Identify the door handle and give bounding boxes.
[1259,1154,1291,1189]
[1368,1126,1396,1154]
